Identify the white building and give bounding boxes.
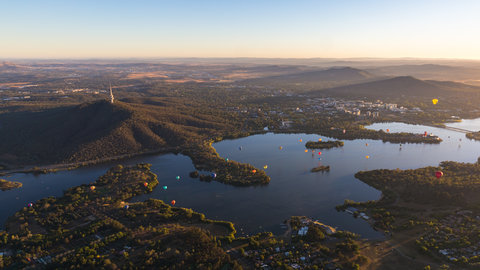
[298,226,309,236]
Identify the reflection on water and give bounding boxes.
[3,120,480,239]
[445,118,480,132]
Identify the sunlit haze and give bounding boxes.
[1,0,480,59]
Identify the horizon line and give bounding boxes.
[2,56,480,62]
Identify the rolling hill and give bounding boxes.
[242,67,379,90]
[314,76,480,99]
[367,64,480,82]
[0,99,239,166]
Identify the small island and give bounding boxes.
[466,131,480,141]
[305,140,344,149]
[0,179,22,191]
[311,165,330,172]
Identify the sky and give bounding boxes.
[1,0,480,59]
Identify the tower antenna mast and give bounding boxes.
[109,83,114,104]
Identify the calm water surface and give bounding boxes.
[445,118,480,131]
[3,120,480,239]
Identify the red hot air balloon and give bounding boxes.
[435,171,443,179]
[171,200,176,206]
[318,152,322,155]
[143,182,148,187]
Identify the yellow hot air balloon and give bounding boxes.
[432,98,438,105]
[263,165,268,169]
[365,155,370,159]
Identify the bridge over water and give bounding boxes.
[440,126,475,133]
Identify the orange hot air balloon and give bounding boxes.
[304,149,308,153]
[365,155,370,159]
[365,143,368,146]
[90,186,96,191]
[299,139,303,142]
[318,138,322,142]
[252,169,257,173]
[386,129,390,133]
[143,182,148,187]
[171,200,176,206]
[435,171,443,179]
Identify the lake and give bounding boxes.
[3,120,480,239]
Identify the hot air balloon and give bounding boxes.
[163,185,168,190]
[171,200,176,206]
[90,185,96,191]
[365,155,370,159]
[124,205,129,210]
[211,173,217,178]
[176,176,180,180]
[299,139,303,142]
[263,165,268,169]
[343,129,346,134]
[365,143,368,146]
[435,171,443,179]
[304,149,308,153]
[27,203,33,207]
[143,182,148,187]
[432,98,438,105]
[318,138,322,142]
[279,146,283,150]
[318,152,322,155]
[225,158,229,161]
[386,129,390,133]
[252,169,257,173]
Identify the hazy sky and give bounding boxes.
[1,0,479,59]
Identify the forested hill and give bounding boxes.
[242,67,378,89]
[0,99,241,166]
